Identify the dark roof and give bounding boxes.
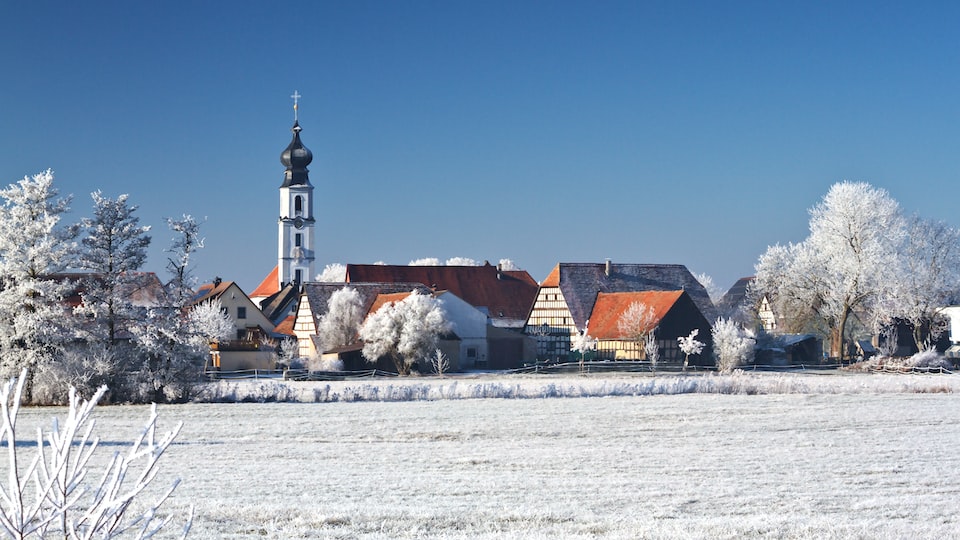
[301,282,430,329]
[717,276,755,317]
[259,282,300,324]
[280,121,313,187]
[542,263,718,327]
[344,263,538,321]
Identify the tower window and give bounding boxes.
[295,234,302,247]
[294,196,303,215]
[294,269,303,283]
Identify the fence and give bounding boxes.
[204,362,953,381]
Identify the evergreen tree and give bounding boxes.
[0,171,76,396]
[74,191,152,347]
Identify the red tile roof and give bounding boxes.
[541,264,561,287]
[586,291,684,339]
[273,314,296,336]
[251,266,279,298]
[345,263,538,321]
[365,292,413,320]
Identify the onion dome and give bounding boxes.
[280,121,313,187]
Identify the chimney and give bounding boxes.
[605,259,612,276]
[496,262,503,280]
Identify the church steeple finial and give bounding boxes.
[291,90,301,123]
[280,92,312,187]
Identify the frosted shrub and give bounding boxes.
[678,329,705,371]
[0,370,190,538]
[32,344,123,405]
[908,347,950,370]
[308,355,344,372]
[430,348,450,376]
[644,333,660,371]
[712,317,756,374]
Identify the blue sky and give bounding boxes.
[2,1,959,294]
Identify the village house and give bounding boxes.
[192,279,278,372]
[584,290,713,365]
[294,282,429,361]
[344,262,539,329]
[295,282,501,372]
[343,263,538,368]
[525,261,716,364]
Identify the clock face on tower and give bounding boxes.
[294,217,304,229]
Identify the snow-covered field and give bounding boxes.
[17,372,960,538]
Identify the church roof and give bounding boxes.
[280,121,313,188]
[344,263,538,322]
[251,266,280,298]
[541,262,718,328]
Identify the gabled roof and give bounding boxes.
[586,291,684,339]
[301,282,430,329]
[717,276,755,316]
[542,262,717,327]
[259,282,300,324]
[365,292,413,320]
[344,263,538,321]
[273,315,296,337]
[191,280,238,304]
[251,266,280,298]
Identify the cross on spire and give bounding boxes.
[291,90,301,121]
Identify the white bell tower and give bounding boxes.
[278,91,315,287]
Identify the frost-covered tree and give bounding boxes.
[445,257,478,266]
[498,258,520,271]
[617,302,657,359]
[876,217,960,350]
[570,323,597,370]
[73,191,152,347]
[694,272,725,305]
[189,298,234,346]
[754,182,904,358]
[316,263,346,283]
[0,171,77,395]
[678,329,705,371]
[712,317,755,373]
[130,216,207,403]
[317,286,364,352]
[359,290,451,375]
[408,257,440,266]
[643,333,660,371]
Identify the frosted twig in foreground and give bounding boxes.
[0,369,191,539]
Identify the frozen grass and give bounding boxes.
[15,372,960,538]
[193,370,960,403]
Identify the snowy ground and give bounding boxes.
[15,372,960,538]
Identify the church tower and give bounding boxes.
[278,91,315,287]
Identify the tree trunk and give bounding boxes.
[832,308,851,360]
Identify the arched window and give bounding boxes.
[294,196,303,215]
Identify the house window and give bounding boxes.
[467,347,477,359]
[294,196,303,215]
[237,306,247,319]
